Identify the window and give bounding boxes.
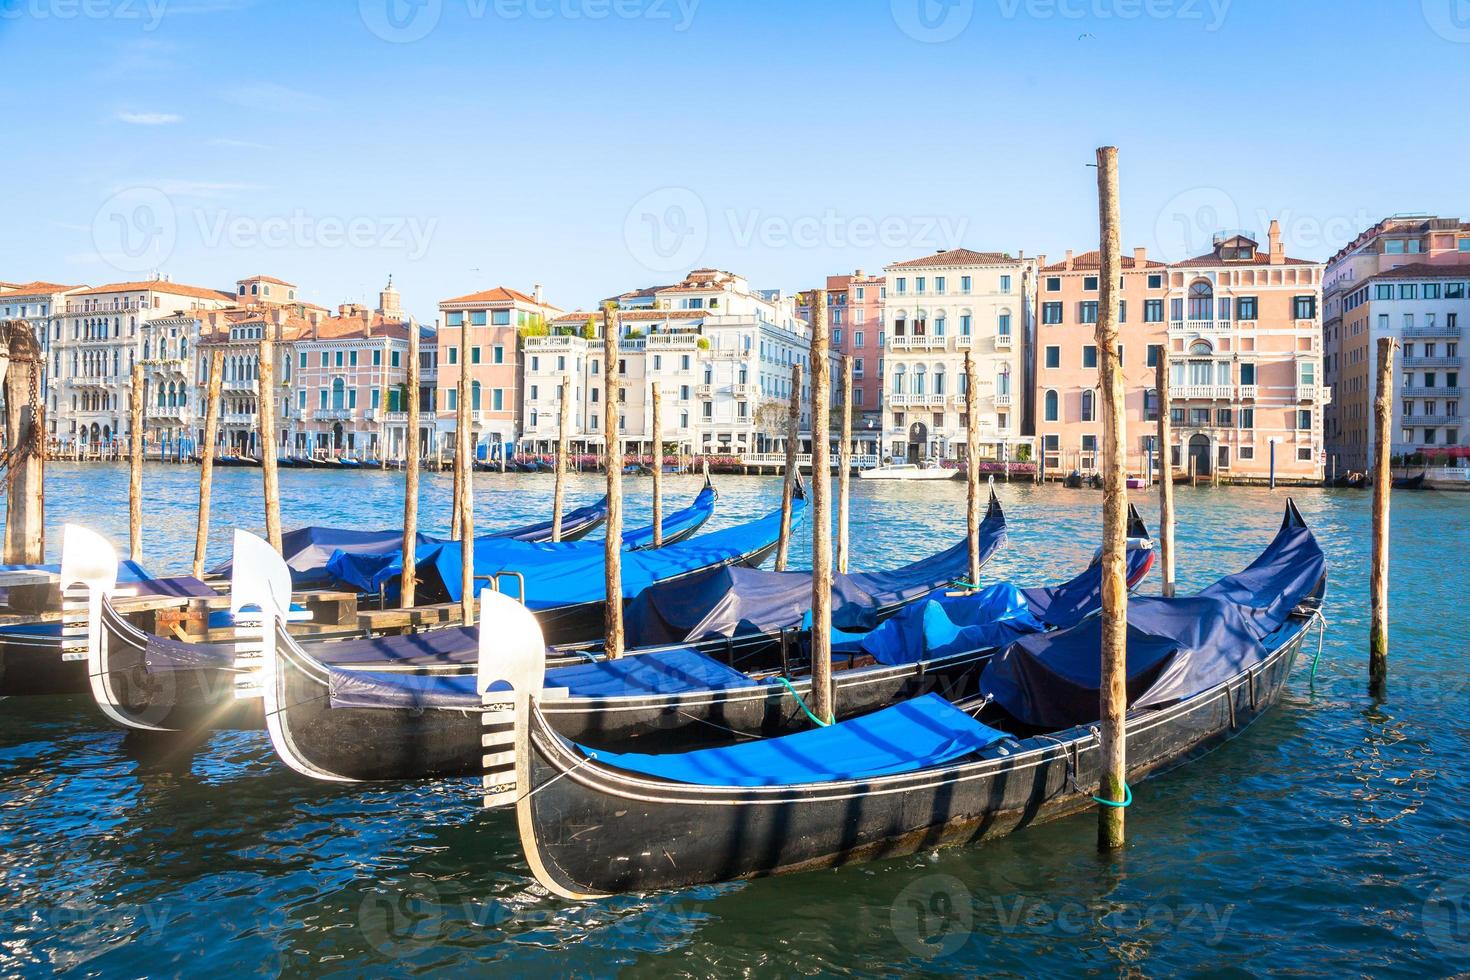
[1083,276,1099,291]
[299,352,307,368]
[1044,390,1059,421]
[492,388,504,412]
[1293,295,1318,320]
[335,351,344,367]
[1045,346,1060,369]
[1042,302,1063,325]
[1237,296,1259,320]
[1146,344,1160,368]
[1082,434,1098,452]
[1399,284,1418,300]
[1240,363,1256,385]
[1144,299,1163,323]
[961,276,972,292]
[470,311,487,326]
[1425,283,1442,300]
[372,349,382,366]
[349,351,358,367]
[1079,302,1099,324]
[1147,274,1163,289]
[895,277,906,295]
[446,312,463,326]
[1045,276,1060,292]
[471,347,481,364]
[935,277,945,293]
[998,313,1011,338]
[916,277,926,294]
[493,345,505,364]
[1216,408,1232,426]
[491,310,510,325]
[1297,409,1312,430]
[1082,345,1098,368]
[999,275,1011,293]
[1081,390,1095,422]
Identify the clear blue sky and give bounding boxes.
[2,0,1467,321]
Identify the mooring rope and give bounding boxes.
[771,675,831,727]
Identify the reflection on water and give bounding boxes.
[1,464,1467,973]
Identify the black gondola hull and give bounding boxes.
[516,619,1311,897]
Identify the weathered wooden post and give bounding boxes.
[776,361,803,572]
[651,380,664,548]
[809,289,834,723]
[128,361,145,560]
[965,350,981,587]
[603,304,625,658]
[1094,145,1130,850]
[836,355,853,574]
[1370,336,1394,696]
[2,322,45,564]
[1155,356,1176,598]
[552,370,573,542]
[402,323,421,606]
[192,350,223,579]
[457,312,475,626]
[257,338,282,554]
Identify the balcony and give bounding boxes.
[734,384,754,399]
[1408,414,1462,425]
[695,384,713,397]
[888,335,949,352]
[995,392,1013,407]
[314,408,354,421]
[1237,384,1258,400]
[224,379,258,394]
[1402,325,1460,338]
[1403,356,1460,369]
[1169,319,1224,333]
[889,392,947,408]
[145,404,189,420]
[1403,386,1462,398]
[1176,385,1233,399]
[995,333,1013,349]
[220,411,256,425]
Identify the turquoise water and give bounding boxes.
[1,464,1468,975]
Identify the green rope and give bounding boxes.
[954,580,980,590]
[773,675,831,727]
[1092,782,1133,808]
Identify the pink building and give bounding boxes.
[437,285,561,460]
[1033,247,1168,477]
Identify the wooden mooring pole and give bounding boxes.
[1155,356,1176,598]
[603,305,625,658]
[457,315,475,626]
[809,290,834,723]
[3,322,45,564]
[402,323,421,606]
[651,380,664,548]
[128,362,144,561]
[776,361,802,572]
[836,355,853,574]
[1094,145,1130,850]
[1369,336,1394,696]
[965,350,981,588]
[258,338,282,553]
[552,371,573,542]
[192,350,223,579]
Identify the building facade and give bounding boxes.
[1033,247,1169,476]
[1323,214,1470,470]
[880,248,1036,463]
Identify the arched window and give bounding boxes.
[1044,389,1059,422]
[1187,280,1213,320]
[1081,389,1095,422]
[912,364,926,395]
[933,365,946,396]
[158,382,166,407]
[331,377,346,410]
[471,380,482,411]
[997,367,1011,395]
[892,364,905,394]
[1188,340,1212,355]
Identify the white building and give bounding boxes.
[881,248,1036,463]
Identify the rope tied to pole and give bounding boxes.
[772,675,831,727]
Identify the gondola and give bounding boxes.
[512,501,1326,897]
[75,484,754,731]
[254,503,1158,784]
[1392,471,1428,490]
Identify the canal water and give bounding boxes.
[1,463,1467,975]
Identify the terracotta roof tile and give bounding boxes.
[1040,250,1167,272]
[75,280,236,303]
[1172,251,1316,268]
[440,285,545,307]
[3,280,86,296]
[887,248,1017,269]
[237,274,297,287]
[1364,261,1470,281]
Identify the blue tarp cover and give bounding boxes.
[325,645,754,710]
[981,504,1324,729]
[624,494,1004,644]
[858,583,1046,666]
[1021,544,1154,630]
[618,483,716,551]
[328,494,798,606]
[584,693,1008,786]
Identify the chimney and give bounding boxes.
[1268,219,1285,265]
[854,268,864,278]
[1133,246,1147,267]
[533,283,544,305]
[1064,249,1074,271]
[1037,254,1047,270]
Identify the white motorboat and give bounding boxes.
[856,460,958,481]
